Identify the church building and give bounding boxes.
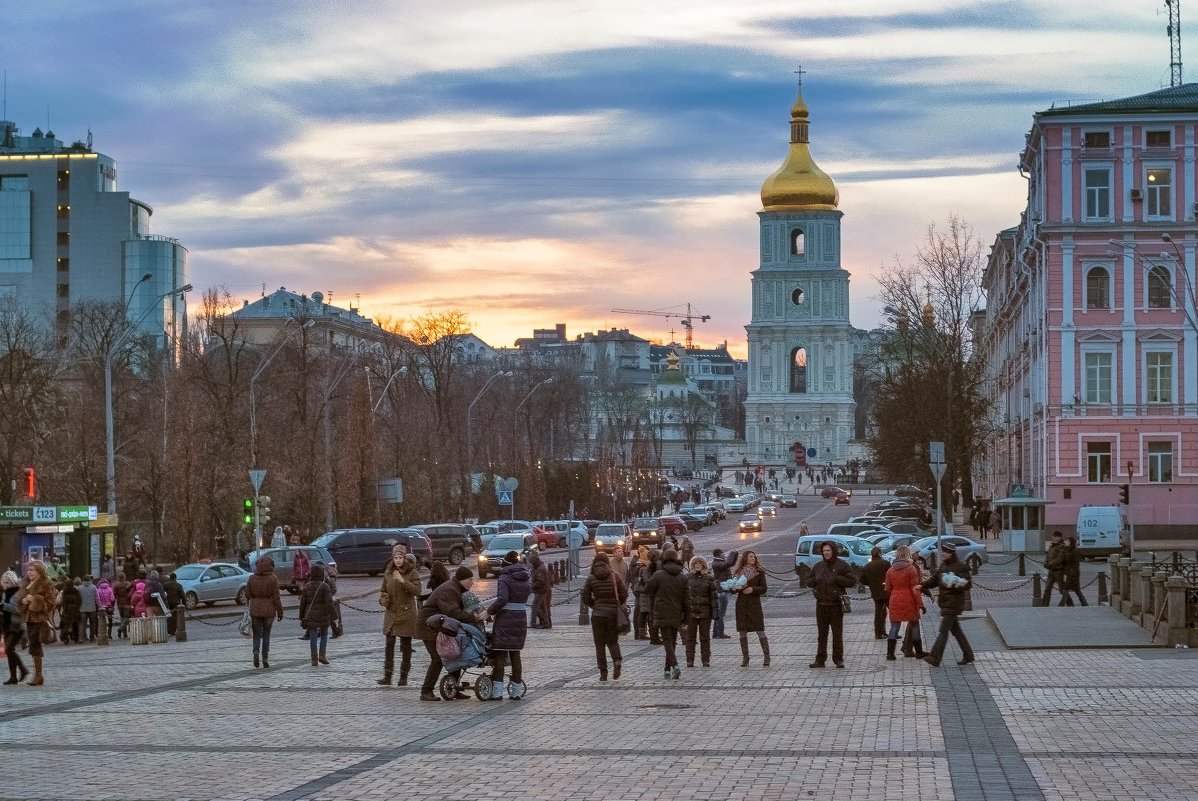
[744,86,857,466]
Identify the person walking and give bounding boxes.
[113,572,133,638]
[486,552,532,699]
[679,536,695,567]
[609,546,628,585]
[642,548,689,679]
[1059,536,1088,606]
[883,544,925,661]
[246,555,284,669]
[861,547,891,640]
[710,548,732,639]
[1042,531,1067,606]
[1,570,29,685]
[145,570,166,616]
[581,553,627,681]
[527,550,550,629]
[271,526,286,548]
[96,577,115,639]
[988,508,1001,540]
[130,576,150,619]
[731,550,769,667]
[292,548,311,591]
[805,542,856,668]
[59,579,81,643]
[78,576,99,643]
[415,566,481,701]
[299,563,336,667]
[684,556,717,668]
[378,549,421,686]
[163,572,185,636]
[922,543,975,667]
[628,546,652,640]
[19,560,60,686]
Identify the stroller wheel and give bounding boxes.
[438,674,458,701]
[474,675,494,701]
[507,680,527,700]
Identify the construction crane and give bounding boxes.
[610,303,711,349]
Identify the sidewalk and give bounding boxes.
[2,612,1196,800]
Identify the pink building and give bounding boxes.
[978,84,1198,548]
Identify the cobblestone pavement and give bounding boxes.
[3,609,1197,801]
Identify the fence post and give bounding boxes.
[1118,558,1133,616]
[1107,554,1122,605]
[1032,572,1042,606]
[1166,576,1188,647]
[96,610,110,646]
[1150,572,1167,636]
[1136,566,1154,622]
[1097,571,1108,605]
[175,606,188,643]
[1018,553,1025,577]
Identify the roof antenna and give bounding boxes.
[1167,0,1184,87]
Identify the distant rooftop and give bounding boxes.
[0,120,94,155]
[1041,83,1198,116]
[233,288,375,329]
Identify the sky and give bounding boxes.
[0,1,1180,355]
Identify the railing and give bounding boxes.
[1107,552,1198,643]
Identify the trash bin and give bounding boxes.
[128,617,151,645]
[149,615,168,644]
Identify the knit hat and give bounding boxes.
[392,544,407,557]
[503,551,520,565]
[454,566,474,582]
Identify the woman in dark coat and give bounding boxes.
[485,551,532,698]
[684,556,718,669]
[246,556,284,668]
[299,564,336,666]
[581,552,628,681]
[731,550,768,667]
[59,580,82,643]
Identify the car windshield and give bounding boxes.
[910,537,937,550]
[843,539,874,556]
[489,535,526,551]
[310,532,339,547]
[174,565,205,581]
[634,518,656,526]
[741,515,758,522]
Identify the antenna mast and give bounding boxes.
[1168,0,1184,87]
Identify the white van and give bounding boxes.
[1075,506,1125,555]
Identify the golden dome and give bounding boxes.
[760,89,839,211]
[922,287,935,328]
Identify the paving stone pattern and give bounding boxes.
[1,612,1197,800]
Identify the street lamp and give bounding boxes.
[367,365,408,413]
[105,280,193,514]
[249,318,315,469]
[1159,233,1198,333]
[512,377,554,465]
[467,370,513,480]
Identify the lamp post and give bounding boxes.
[105,280,192,514]
[249,319,314,469]
[511,377,553,518]
[466,370,513,480]
[1159,233,1198,334]
[365,365,408,525]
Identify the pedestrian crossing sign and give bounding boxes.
[498,490,514,505]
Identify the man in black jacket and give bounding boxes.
[1042,531,1067,607]
[163,573,185,636]
[806,542,857,668]
[922,543,975,667]
[642,549,689,680]
[711,549,732,639]
[860,547,891,640]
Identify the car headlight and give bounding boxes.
[479,555,488,562]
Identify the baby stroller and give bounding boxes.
[429,614,526,701]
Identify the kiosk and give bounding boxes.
[992,485,1050,553]
[0,505,119,576]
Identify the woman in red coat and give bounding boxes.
[883,544,925,660]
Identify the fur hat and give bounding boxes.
[454,566,474,582]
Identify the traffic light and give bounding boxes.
[22,467,35,499]
[243,498,253,525]
[257,495,271,526]
[1118,484,1130,505]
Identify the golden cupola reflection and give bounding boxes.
[759,88,839,211]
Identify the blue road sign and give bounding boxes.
[807,447,817,458]
[498,490,514,506]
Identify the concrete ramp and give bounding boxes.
[987,605,1161,649]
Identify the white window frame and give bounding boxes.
[1147,442,1174,483]
[1145,129,1173,148]
[1086,441,1112,483]
[1083,263,1113,310]
[1143,345,1176,404]
[1083,129,1112,149]
[1145,262,1174,309]
[1145,163,1174,220]
[1083,166,1112,221]
[1081,346,1115,404]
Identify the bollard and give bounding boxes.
[1032,572,1042,606]
[97,610,110,646]
[175,606,188,642]
[1018,553,1026,577]
[1097,571,1109,605]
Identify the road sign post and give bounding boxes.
[249,469,267,550]
[929,441,946,555]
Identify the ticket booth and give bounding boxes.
[993,490,1050,553]
[1,505,118,576]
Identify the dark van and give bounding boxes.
[409,524,474,566]
[309,528,432,575]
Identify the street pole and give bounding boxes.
[467,370,513,494]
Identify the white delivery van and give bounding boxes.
[1075,506,1125,556]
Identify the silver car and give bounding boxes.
[175,562,250,609]
[885,535,989,573]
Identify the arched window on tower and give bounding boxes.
[790,347,807,393]
[791,228,805,256]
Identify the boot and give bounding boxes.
[29,655,43,686]
[398,671,408,687]
[612,660,622,680]
[739,634,750,667]
[253,654,259,668]
[318,652,329,665]
[377,673,392,686]
[760,637,770,667]
[886,639,897,661]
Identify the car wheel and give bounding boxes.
[968,554,982,574]
[235,587,247,606]
[184,592,199,610]
[449,547,464,566]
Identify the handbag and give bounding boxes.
[840,593,852,613]
[612,574,631,635]
[238,610,252,638]
[41,620,59,644]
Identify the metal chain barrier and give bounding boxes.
[971,578,1034,592]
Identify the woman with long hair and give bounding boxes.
[19,560,60,686]
[378,549,421,686]
[884,544,925,659]
[731,550,769,667]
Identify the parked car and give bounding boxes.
[677,513,706,532]
[633,517,662,541]
[486,519,535,534]
[725,498,747,513]
[870,533,920,554]
[873,497,925,511]
[658,516,687,537]
[701,504,727,521]
[893,484,930,501]
[677,501,697,515]
[885,535,989,573]
[793,534,873,581]
[595,522,633,553]
[174,562,250,609]
[475,524,501,549]
[244,545,339,592]
[309,528,431,575]
[738,513,762,533]
[820,486,852,500]
[759,501,779,517]
[409,523,475,566]
[532,520,570,548]
[825,522,887,540]
[778,494,798,508]
[881,520,930,535]
[477,532,537,579]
